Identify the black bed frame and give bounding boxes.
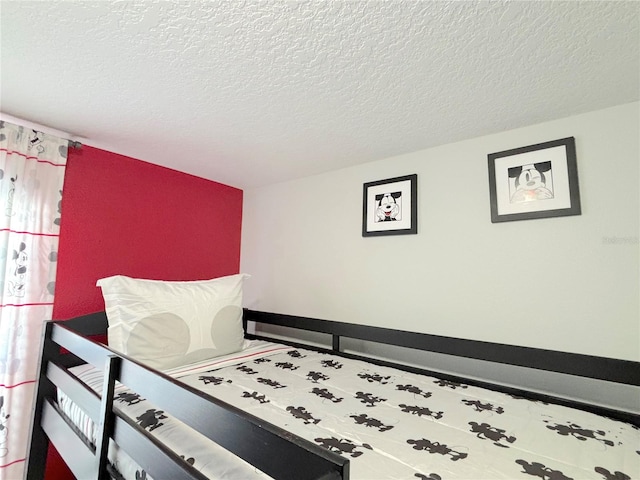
[26,309,640,480]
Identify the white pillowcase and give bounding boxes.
[96,274,249,370]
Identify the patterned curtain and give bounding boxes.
[0,121,67,479]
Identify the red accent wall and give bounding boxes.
[52,145,243,319]
[47,145,243,478]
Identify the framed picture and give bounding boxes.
[362,174,417,237]
[487,137,581,223]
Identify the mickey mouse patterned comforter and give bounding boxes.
[59,341,640,480]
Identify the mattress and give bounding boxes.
[58,341,640,480]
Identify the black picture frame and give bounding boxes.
[488,137,581,223]
[362,174,417,237]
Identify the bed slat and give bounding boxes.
[46,361,101,423]
[41,399,96,480]
[111,415,208,480]
[51,322,110,371]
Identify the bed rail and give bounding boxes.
[243,309,640,426]
[26,312,349,480]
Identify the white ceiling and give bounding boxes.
[1,1,638,189]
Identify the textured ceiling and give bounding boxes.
[1,1,638,189]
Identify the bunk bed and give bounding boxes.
[26,308,639,480]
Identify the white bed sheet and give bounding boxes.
[58,341,640,480]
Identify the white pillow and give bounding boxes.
[96,274,249,370]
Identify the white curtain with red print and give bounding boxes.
[0,121,67,479]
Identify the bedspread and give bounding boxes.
[59,342,640,480]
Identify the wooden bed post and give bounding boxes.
[95,355,120,480]
[25,322,58,479]
[332,334,341,352]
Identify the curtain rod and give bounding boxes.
[0,112,83,148]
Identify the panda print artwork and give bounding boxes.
[507,161,554,204]
[375,192,402,222]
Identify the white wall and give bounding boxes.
[241,102,639,408]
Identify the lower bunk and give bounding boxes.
[27,310,640,480]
